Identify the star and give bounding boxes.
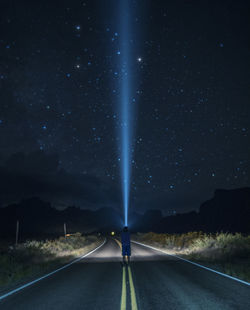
[137,57,142,62]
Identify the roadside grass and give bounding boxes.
[0,233,103,291]
[133,232,250,282]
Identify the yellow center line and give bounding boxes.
[114,238,122,249]
[120,266,127,310]
[128,266,138,310]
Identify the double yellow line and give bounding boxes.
[114,239,138,310]
[121,264,138,310]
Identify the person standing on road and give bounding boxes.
[121,226,131,265]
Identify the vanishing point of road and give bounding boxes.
[0,238,249,310]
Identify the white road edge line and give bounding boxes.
[0,238,107,301]
[132,240,250,286]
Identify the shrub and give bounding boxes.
[0,233,102,289]
[134,232,250,260]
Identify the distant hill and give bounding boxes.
[198,188,250,233]
[0,197,123,239]
[154,187,250,233]
[0,187,249,239]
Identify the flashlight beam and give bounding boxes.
[119,0,132,227]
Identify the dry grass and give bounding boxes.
[133,232,250,282]
[0,233,102,290]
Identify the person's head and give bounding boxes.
[123,226,128,232]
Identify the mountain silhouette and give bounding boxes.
[154,187,250,233]
[0,187,249,239]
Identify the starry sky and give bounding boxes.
[0,0,249,215]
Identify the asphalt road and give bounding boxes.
[0,238,249,310]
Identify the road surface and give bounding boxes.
[0,238,249,309]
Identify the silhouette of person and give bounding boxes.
[121,226,131,264]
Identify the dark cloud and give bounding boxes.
[0,151,121,209]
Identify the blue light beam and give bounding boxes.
[119,1,133,226]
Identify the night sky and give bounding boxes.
[0,0,249,215]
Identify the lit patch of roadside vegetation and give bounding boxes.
[133,232,250,282]
[0,233,103,291]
